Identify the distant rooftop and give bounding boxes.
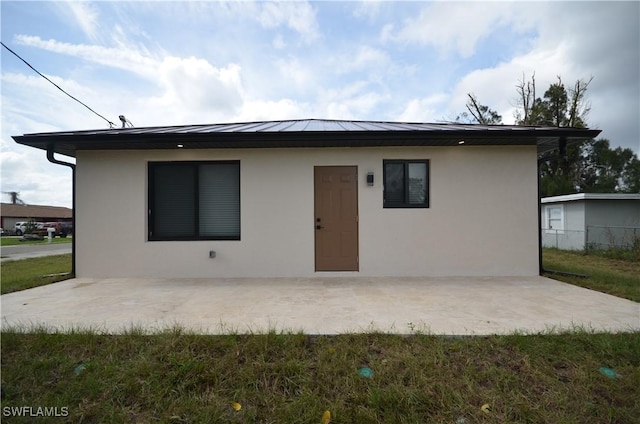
[542,193,640,203]
[13,118,601,157]
[1,203,72,219]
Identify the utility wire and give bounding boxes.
[1,41,116,128]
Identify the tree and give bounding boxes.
[580,139,640,193]
[459,73,639,195]
[455,93,502,125]
[532,77,584,196]
[514,74,592,128]
[514,72,544,125]
[512,74,624,196]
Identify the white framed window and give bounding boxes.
[544,205,564,233]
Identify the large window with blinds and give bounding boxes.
[383,160,429,208]
[148,161,240,240]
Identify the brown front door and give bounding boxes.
[314,166,359,271]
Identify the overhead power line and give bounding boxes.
[1,41,116,128]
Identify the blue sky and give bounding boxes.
[1,1,639,208]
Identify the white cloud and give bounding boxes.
[353,0,385,21]
[439,0,638,151]
[396,93,449,122]
[319,81,389,119]
[15,35,159,77]
[447,42,575,125]
[235,98,312,122]
[257,1,320,42]
[1,72,103,130]
[384,2,535,57]
[275,57,315,94]
[12,35,246,126]
[156,57,244,112]
[65,1,101,42]
[0,149,73,207]
[272,34,286,49]
[339,46,389,74]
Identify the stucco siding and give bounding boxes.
[585,200,640,249]
[585,200,640,227]
[75,145,538,278]
[541,201,585,250]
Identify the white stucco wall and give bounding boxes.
[75,145,539,278]
[585,200,640,249]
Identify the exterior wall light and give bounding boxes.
[458,140,465,145]
[367,172,374,186]
[177,144,184,148]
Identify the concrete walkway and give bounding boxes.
[1,276,638,335]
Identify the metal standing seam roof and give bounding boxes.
[12,118,602,158]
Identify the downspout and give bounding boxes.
[47,144,76,277]
[537,155,543,275]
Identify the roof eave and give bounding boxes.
[12,126,602,158]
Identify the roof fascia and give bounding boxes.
[542,193,640,203]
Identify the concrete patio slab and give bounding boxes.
[1,276,638,335]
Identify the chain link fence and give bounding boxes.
[542,226,640,251]
[585,225,640,251]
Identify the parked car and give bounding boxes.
[15,221,45,236]
[60,221,73,236]
[0,228,5,236]
[14,221,27,236]
[32,222,69,238]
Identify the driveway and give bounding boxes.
[0,242,71,262]
[1,276,638,335]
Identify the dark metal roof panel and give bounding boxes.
[16,118,597,135]
[12,119,601,158]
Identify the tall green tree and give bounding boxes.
[580,139,640,193]
[514,74,591,128]
[460,73,639,195]
[521,76,589,196]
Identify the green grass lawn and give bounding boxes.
[1,329,638,423]
[0,254,72,295]
[543,248,640,302]
[0,236,72,247]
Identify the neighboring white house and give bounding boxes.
[14,119,600,279]
[541,193,640,250]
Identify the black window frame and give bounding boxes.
[383,159,430,208]
[148,161,241,241]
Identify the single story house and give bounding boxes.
[13,119,600,279]
[0,202,72,233]
[541,193,640,250]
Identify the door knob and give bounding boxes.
[316,225,324,230]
